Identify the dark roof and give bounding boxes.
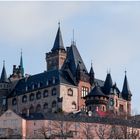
[122,74,131,95]
[22,113,45,120]
[8,69,75,98]
[0,62,8,83]
[89,65,94,75]
[63,44,88,76]
[51,26,65,52]
[103,73,113,94]
[95,79,104,87]
[87,85,107,97]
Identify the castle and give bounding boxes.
[0,24,132,117]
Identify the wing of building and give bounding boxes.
[0,24,132,117]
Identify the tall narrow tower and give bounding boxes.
[0,61,9,114]
[46,23,66,71]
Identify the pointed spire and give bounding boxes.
[89,61,95,85]
[89,60,94,74]
[51,22,65,52]
[103,72,113,94]
[20,49,24,77]
[122,71,132,100]
[0,60,8,83]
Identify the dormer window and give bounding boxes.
[38,83,40,88]
[25,86,28,92]
[32,84,34,90]
[52,77,56,84]
[46,80,49,86]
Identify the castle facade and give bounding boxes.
[0,24,132,116]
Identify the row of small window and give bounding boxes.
[22,101,57,114]
[25,77,57,91]
[12,88,57,105]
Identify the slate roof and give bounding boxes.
[102,73,113,95]
[86,85,108,97]
[51,26,65,52]
[8,69,75,98]
[122,74,131,96]
[0,62,9,83]
[63,44,88,77]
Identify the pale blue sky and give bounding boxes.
[0,1,140,114]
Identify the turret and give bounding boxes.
[122,71,132,101]
[89,62,95,85]
[102,72,113,95]
[0,61,9,114]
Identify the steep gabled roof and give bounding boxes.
[63,44,88,76]
[51,26,65,52]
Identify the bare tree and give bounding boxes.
[37,125,52,139]
[80,122,94,139]
[94,124,109,139]
[50,119,73,139]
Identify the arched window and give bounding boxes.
[72,101,76,109]
[36,91,41,99]
[102,106,105,112]
[43,90,48,98]
[29,105,34,114]
[36,104,41,113]
[22,95,27,103]
[52,88,56,96]
[22,108,27,115]
[43,103,48,109]
[12,98,17,106]
[68,88,73,96]
[52,101,56,108]
[30,93,34,101]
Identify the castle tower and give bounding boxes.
[84,85,109,113]
[0,61,9,114]
[46,23,67,71]
[122,71,132,116]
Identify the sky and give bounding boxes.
[0,1,140,114]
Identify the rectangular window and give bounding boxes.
[81,86,89,97]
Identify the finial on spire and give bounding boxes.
[91,60,93,67]
[71,29,76,45]
[58,21,60,28]
[125,69,127,75]
[21,48,22,56]
[3,60,5,67]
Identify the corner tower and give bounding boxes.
[46,23,67,71]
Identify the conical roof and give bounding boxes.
[122,73,131,96]
[103,73,113,94]
[0,61,8,83]
[89,64,94,75]
[51,25,65,52]
[87,85,107,97]
[20,51,24,77]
